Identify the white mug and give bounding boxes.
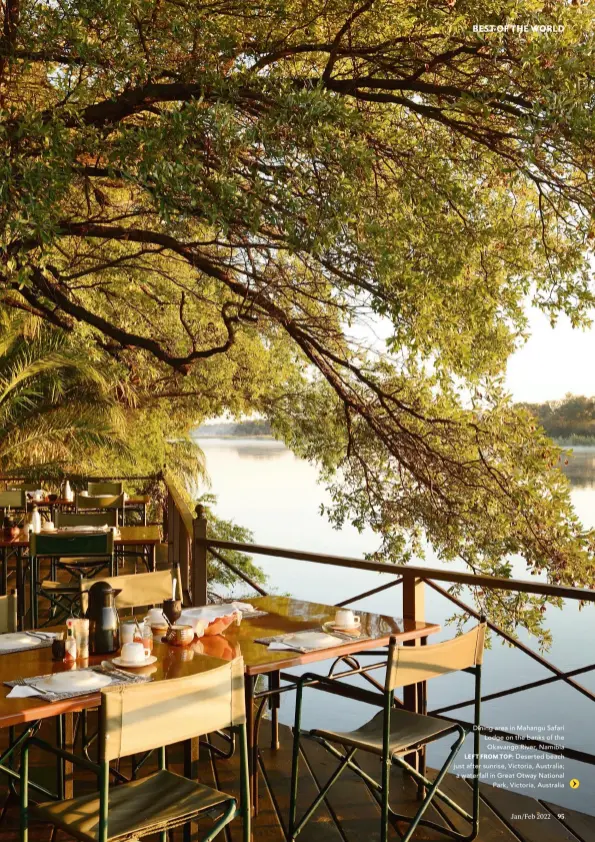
[334,609,361,628]
[121,641,150,663]
[147,607,166,624]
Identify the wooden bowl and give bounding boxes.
[164,624,194,647]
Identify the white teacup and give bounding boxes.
[334,609,361,629]
[146,607,166,624]
[121,641,150,663]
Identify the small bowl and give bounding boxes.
[48,493,59,503]
[164,624,194,647]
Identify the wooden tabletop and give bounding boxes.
[0,525,161,549]
[0,595,439,728]
[214,595,440,676]
[0,638,227,728]
[14,495,150,507]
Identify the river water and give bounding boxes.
[193,436,595,813]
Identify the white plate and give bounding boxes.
[0,633,41,650]
[111,655,157,668]
[283,631,344,650]
[35,670,113,693]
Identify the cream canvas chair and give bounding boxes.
[20,658,250,842]
[87,481,124,496]
[0,591,17,633]
[289,623,486,842]
[80,565,181,613]
[56,511,118,528]
[77,494,125,527]
[0,489,26,512]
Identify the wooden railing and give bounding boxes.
[161,472,208,606]
[193,529,595,771]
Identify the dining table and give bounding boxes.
[0,594,441,813]
[0,525,162,626]
[31,494,150,525]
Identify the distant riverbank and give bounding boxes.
[192,420,273,438]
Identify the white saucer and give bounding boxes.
[111,655,157,668]
[324,622,362,633]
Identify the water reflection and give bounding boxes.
[560,446,595,489]
[192,436,287,461]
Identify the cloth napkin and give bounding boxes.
[179,604,241,633]
[6,686,42,698]
[229,601,258,613]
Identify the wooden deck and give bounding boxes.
[1,717,594,842]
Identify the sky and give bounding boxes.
[506,307,595,402]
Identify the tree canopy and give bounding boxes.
[2,0,595,622]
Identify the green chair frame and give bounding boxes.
[20,663,251,842]
[30,532,115,627]
[289,624,485,842]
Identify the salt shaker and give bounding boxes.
[64,624,77,662]
[142,618,153,653]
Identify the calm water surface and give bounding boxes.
[194,437,595,813]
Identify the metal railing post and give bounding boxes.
[192,504,208,606]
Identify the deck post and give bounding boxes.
[402,573,425,773]
[166,487,174,564]
[192,504,208,606]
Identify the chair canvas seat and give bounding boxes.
[31,769,233,842]
[311,708,455,757]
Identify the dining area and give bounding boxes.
[0,586,454,842]
[0,471,579,842]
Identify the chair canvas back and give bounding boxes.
[56,511,118,528]
[0,593,17,633]
[88,481,124,496]
[100,658,246,761]
[77,493,125,510]
[81,567,181,609]
[386,623,486,691]
[0,490,25,509]
[30,531,114,559]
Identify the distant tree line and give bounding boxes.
[195,420,272,438]
[520,396,595,442]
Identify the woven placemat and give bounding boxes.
[0,633,55,656]
[6,663,151,702]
